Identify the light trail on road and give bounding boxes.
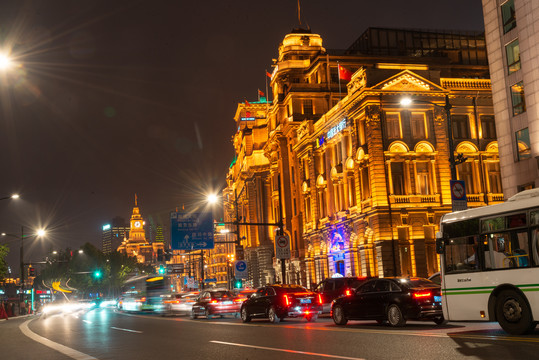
[210,340,366,360]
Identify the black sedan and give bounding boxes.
[331,277,444,327]
[240,284,322,323]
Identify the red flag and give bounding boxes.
[266,71,272,78]
[246,111,251,117]
[258,89,264,97]
[244,100,250,106]
[339,65,352,81]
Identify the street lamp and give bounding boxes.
[400,95,456,180]
[0,194,20,201]
[0,53,13,71]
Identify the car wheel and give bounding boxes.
[268,306,280,323]
[306,314,318,322]
[495,289,534,335]
[190,309,197,319]
[433,316,447,326]
[332,305,348,326]
[387,304,406,327]
[241,307,251,323]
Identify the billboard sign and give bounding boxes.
[170,211,214,250]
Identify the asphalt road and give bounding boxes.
[1,308,539,360]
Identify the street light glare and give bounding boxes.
[0,54,12,70]
[11,194,20,199]
[400,97,413,106]
[37,229,46,237]
[207,194,218,204]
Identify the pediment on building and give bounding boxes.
[373,70,445,92]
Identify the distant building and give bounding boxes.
[101,216,129,254]
[482,0,539,195]
[117,195,165,264]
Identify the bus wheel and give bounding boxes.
[495,289,534,335]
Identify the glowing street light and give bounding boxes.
[0,53,12,71]
[207,194,218,204]
[0,194,20,201]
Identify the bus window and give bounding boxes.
[445,236,480,273]
[484,231,529,269]
[533,228,539,265]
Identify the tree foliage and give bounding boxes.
[0,244,9,282]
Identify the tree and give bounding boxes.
[0,244,9,282]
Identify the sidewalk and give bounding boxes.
[0,313,35,322]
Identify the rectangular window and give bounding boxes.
[457,162,477,194]
[416,162,431,195]
[487,162,502,194]
[444,236,481,273]
[516,128,531,160]
[501,0,516,34]
[348,175,357,207]
[411,112,427,139]
[452,115,470,139]
[386,112,402,139]
[391,162,405,195]
[361,167,370,200]
[480,115,497,139]
[511,81,526,115]
[505,39,520,74]
[484,231,529,269]
[303,99,313,115]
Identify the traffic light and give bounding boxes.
[28,267,36,277]
[158,265,165,275]
[234,279,242,289]
[93,270,102,279]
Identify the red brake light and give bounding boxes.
[210,299,218,304]
[318,294,323,305]
[413,291,432,299]
[284,295,290,306]
[345,289,352,296]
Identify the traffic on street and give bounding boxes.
[1,305,539,360]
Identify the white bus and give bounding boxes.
[437,188,539,335]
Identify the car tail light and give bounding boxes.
[318,294,323,305]
[345,289,352,296]
[234,298,244,303]
[135,297,146,303]
[412,291,432,299]
[210,300,218,304]
[284,295,290,306]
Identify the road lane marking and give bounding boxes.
[116,311,539,344]
[20,319,99,360]
[210,340,365,360]
[82,320,92,324]
[110,326,143,333]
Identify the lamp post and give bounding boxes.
[19,227,46,311]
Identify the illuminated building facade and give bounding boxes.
[117,196,164,264]
[224,27,502,288]
[482,0,539,196]
[101,216,129,254]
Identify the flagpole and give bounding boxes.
[337,60,342,99]
[265,69,270,114]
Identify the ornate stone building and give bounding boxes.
[225,27,502,288]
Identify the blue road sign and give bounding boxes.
[170,211,215,250]
[234,260,248,279]
[204,278,217,283]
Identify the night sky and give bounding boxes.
[0,0,484,274]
